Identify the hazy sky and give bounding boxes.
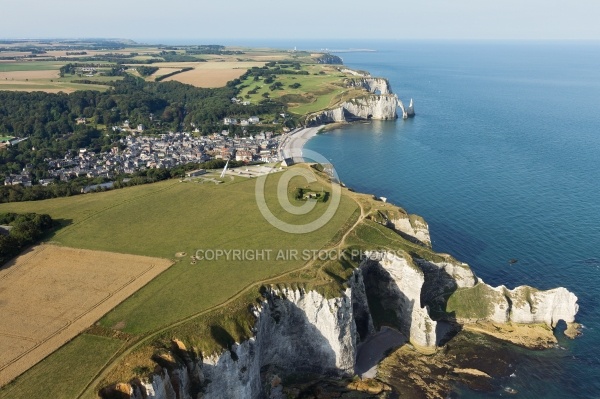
[1,0,599,42]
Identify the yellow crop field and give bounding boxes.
[0,245,173,387]
[165,61,265,87]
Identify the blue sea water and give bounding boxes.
[302,41,600,398]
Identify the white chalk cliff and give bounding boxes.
[117,210,578,399]
[307,94,400,125]
[360,252,438,348]
[448,282,579,328]
[126,273,369,399]
[306,73,415,125]
[344,77,393,95]
[389,214,432,247]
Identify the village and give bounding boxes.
[2,124,286,189]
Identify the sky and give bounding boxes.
[1,0,599,43]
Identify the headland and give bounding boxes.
[0,41,581,399]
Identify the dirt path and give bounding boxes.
[78,178,368,398]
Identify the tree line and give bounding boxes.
[0,212,54,265]
[0,75,283,179]
[0,159,248,203]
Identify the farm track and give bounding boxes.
[77,179,367,399]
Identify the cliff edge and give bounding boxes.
[306,75,414,126]
[103,198,578,399]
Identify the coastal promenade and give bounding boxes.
[278,125,324,164]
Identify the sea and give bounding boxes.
[300,41,600,398]
[163,38,600,397]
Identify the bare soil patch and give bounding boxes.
[0,245,173,386]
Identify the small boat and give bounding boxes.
[504,387,518,394]
[508,258,518,264]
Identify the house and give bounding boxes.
[38,179,55,187]
[240,119,249,127]
[223,117,237,125]
[0,225,13,236]
[4,174,31,187]
[137,124,144,132]
[76,117,87,125]
[248,116,260,124]
[235,150,253,162]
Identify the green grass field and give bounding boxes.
[0,334,124,399]
[237,64,364,116]
[0,61,64,72]
[0,167,360,398]
[0,168,358,334]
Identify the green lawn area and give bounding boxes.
[0,82,109,92]
[0,168,358,334]
[0,167,359,398]
[0,61,64,72]
[0,334,124,399]
[0,136,14,142]
[237,64,363,116]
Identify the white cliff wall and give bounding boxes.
[449,280,579,330]
[390,215,432,247]
[360,253,437,348]
[344,77,392,95]
[343,95,399,120]
[481,284,579,327]
[307,94,400,125]
[130,278,368,399]
[508,286,578,327]
[257,288,357,375]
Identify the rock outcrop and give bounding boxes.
[306,70,415,125]
[315,53,343,65]
[307,95,400,126]
[116,207,579,399]
[405,98,415,118]
[361,252,438,348]
[126,275,368,399]
[446,281,579,330]
[389,214,432,247]
[345,77,392,95]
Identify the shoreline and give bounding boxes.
[278,125,324,163]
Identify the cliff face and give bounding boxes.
[315,53,344,65]
[306,70,416,125]
[447,282,579,328]
[344,77,392,95]
[360,253,438,348]
[127,273,368,399]
[389,214,432,247]
[307,95,400,126]
[118,210,578,399]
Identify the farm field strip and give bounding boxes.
[0,245,173,387]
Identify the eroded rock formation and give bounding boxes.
[114,207,578,399]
